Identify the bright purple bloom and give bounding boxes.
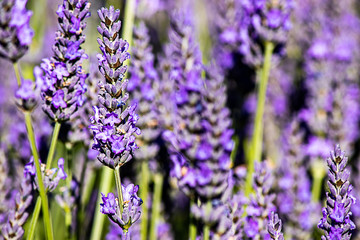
[15,79,39,111]
[100,183,142,233]
[52,90,67,109]
[100,192,117,215]
[0,0,34,61]
[65,41,82,60]
[36,0,90,122]
[318,145,356,239]
[91,6,140,169]
[268,212,285,240]
[1,159,33,240]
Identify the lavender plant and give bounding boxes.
[90,6,142,236]
[318,145,356,239]
[35,0,90,123]
[268,212,285,240]
[0,0,33,62]
[1,158,34,240]
[244,162,276,239]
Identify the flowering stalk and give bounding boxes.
[89,2,137,235]
[318,145,356,239]
[268,212,285,240]
[0,0,34,62]
[24,112,54,240]
[90,5,141,239]
[13,65,53,239]
[245,41,274,197]
[2,164,33,240]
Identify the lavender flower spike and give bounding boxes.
[268,212,285,240]
[2,159,34,240]
[90,6,140,169]
[35,0,90,122]
[100,183,143,234]
[318,145,356,239]
[0,0,34,62]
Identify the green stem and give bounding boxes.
[13,63,21,86]
[189,198,197,240]
[244,41,274,197]
[90,167,114,240]
[114,165,124,214]
[65,206,72,240]
[26,196,41,240]
[149,173,164,240]
[46,122,61,170]
[65,144,73,186]
[311,159,326,202]
[140,161,150,240]
[24,112,54,240]
[122,0,136,53]
[203,202,212,240]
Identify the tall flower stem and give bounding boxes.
[14,63,52,240]
[149,173,164,240]
[24,112,54,240]
[244,41,274,197]
[46,122,61,170]
[311,159,326,202]
[26,196,41,240]
[140,161,150,240]
[114,165,124,214]
[90,167,114,240]
[189,198,197,240]
[203,201,212,240]
[65,205,72,240]
[122,0,136,54]
[90,2,136,239]
[13,63,21,86]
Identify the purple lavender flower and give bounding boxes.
[24,157,67,192]
[276,119,319,239]
[163,9,206,197]
[15,78,40,111]
[212,0,293,68]
[90,6,140,169]
[0,0,34,62]
[128,22,160,164]
[1,157,34,239]
[268,212,284,240]
[35,0,90,122]
[100,183,143,233]
[318,145,356,239]
[0,149,14,231]
[244,162,276,239]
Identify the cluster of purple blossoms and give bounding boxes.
[90,6,140,169]
[24,157,67,192]
[1,157,33,240]
[35,0,90,122]
[276,119,318,239]
[100,184,142,236]
[91,6,142,233]
[244,162,276,239]
[15,78,39,112]
[212,0,293,68]
[0,0,34,62]
[163,9,208,198]
[268,212,285,240]
[318,145,356,239]
[128,22,160,164]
